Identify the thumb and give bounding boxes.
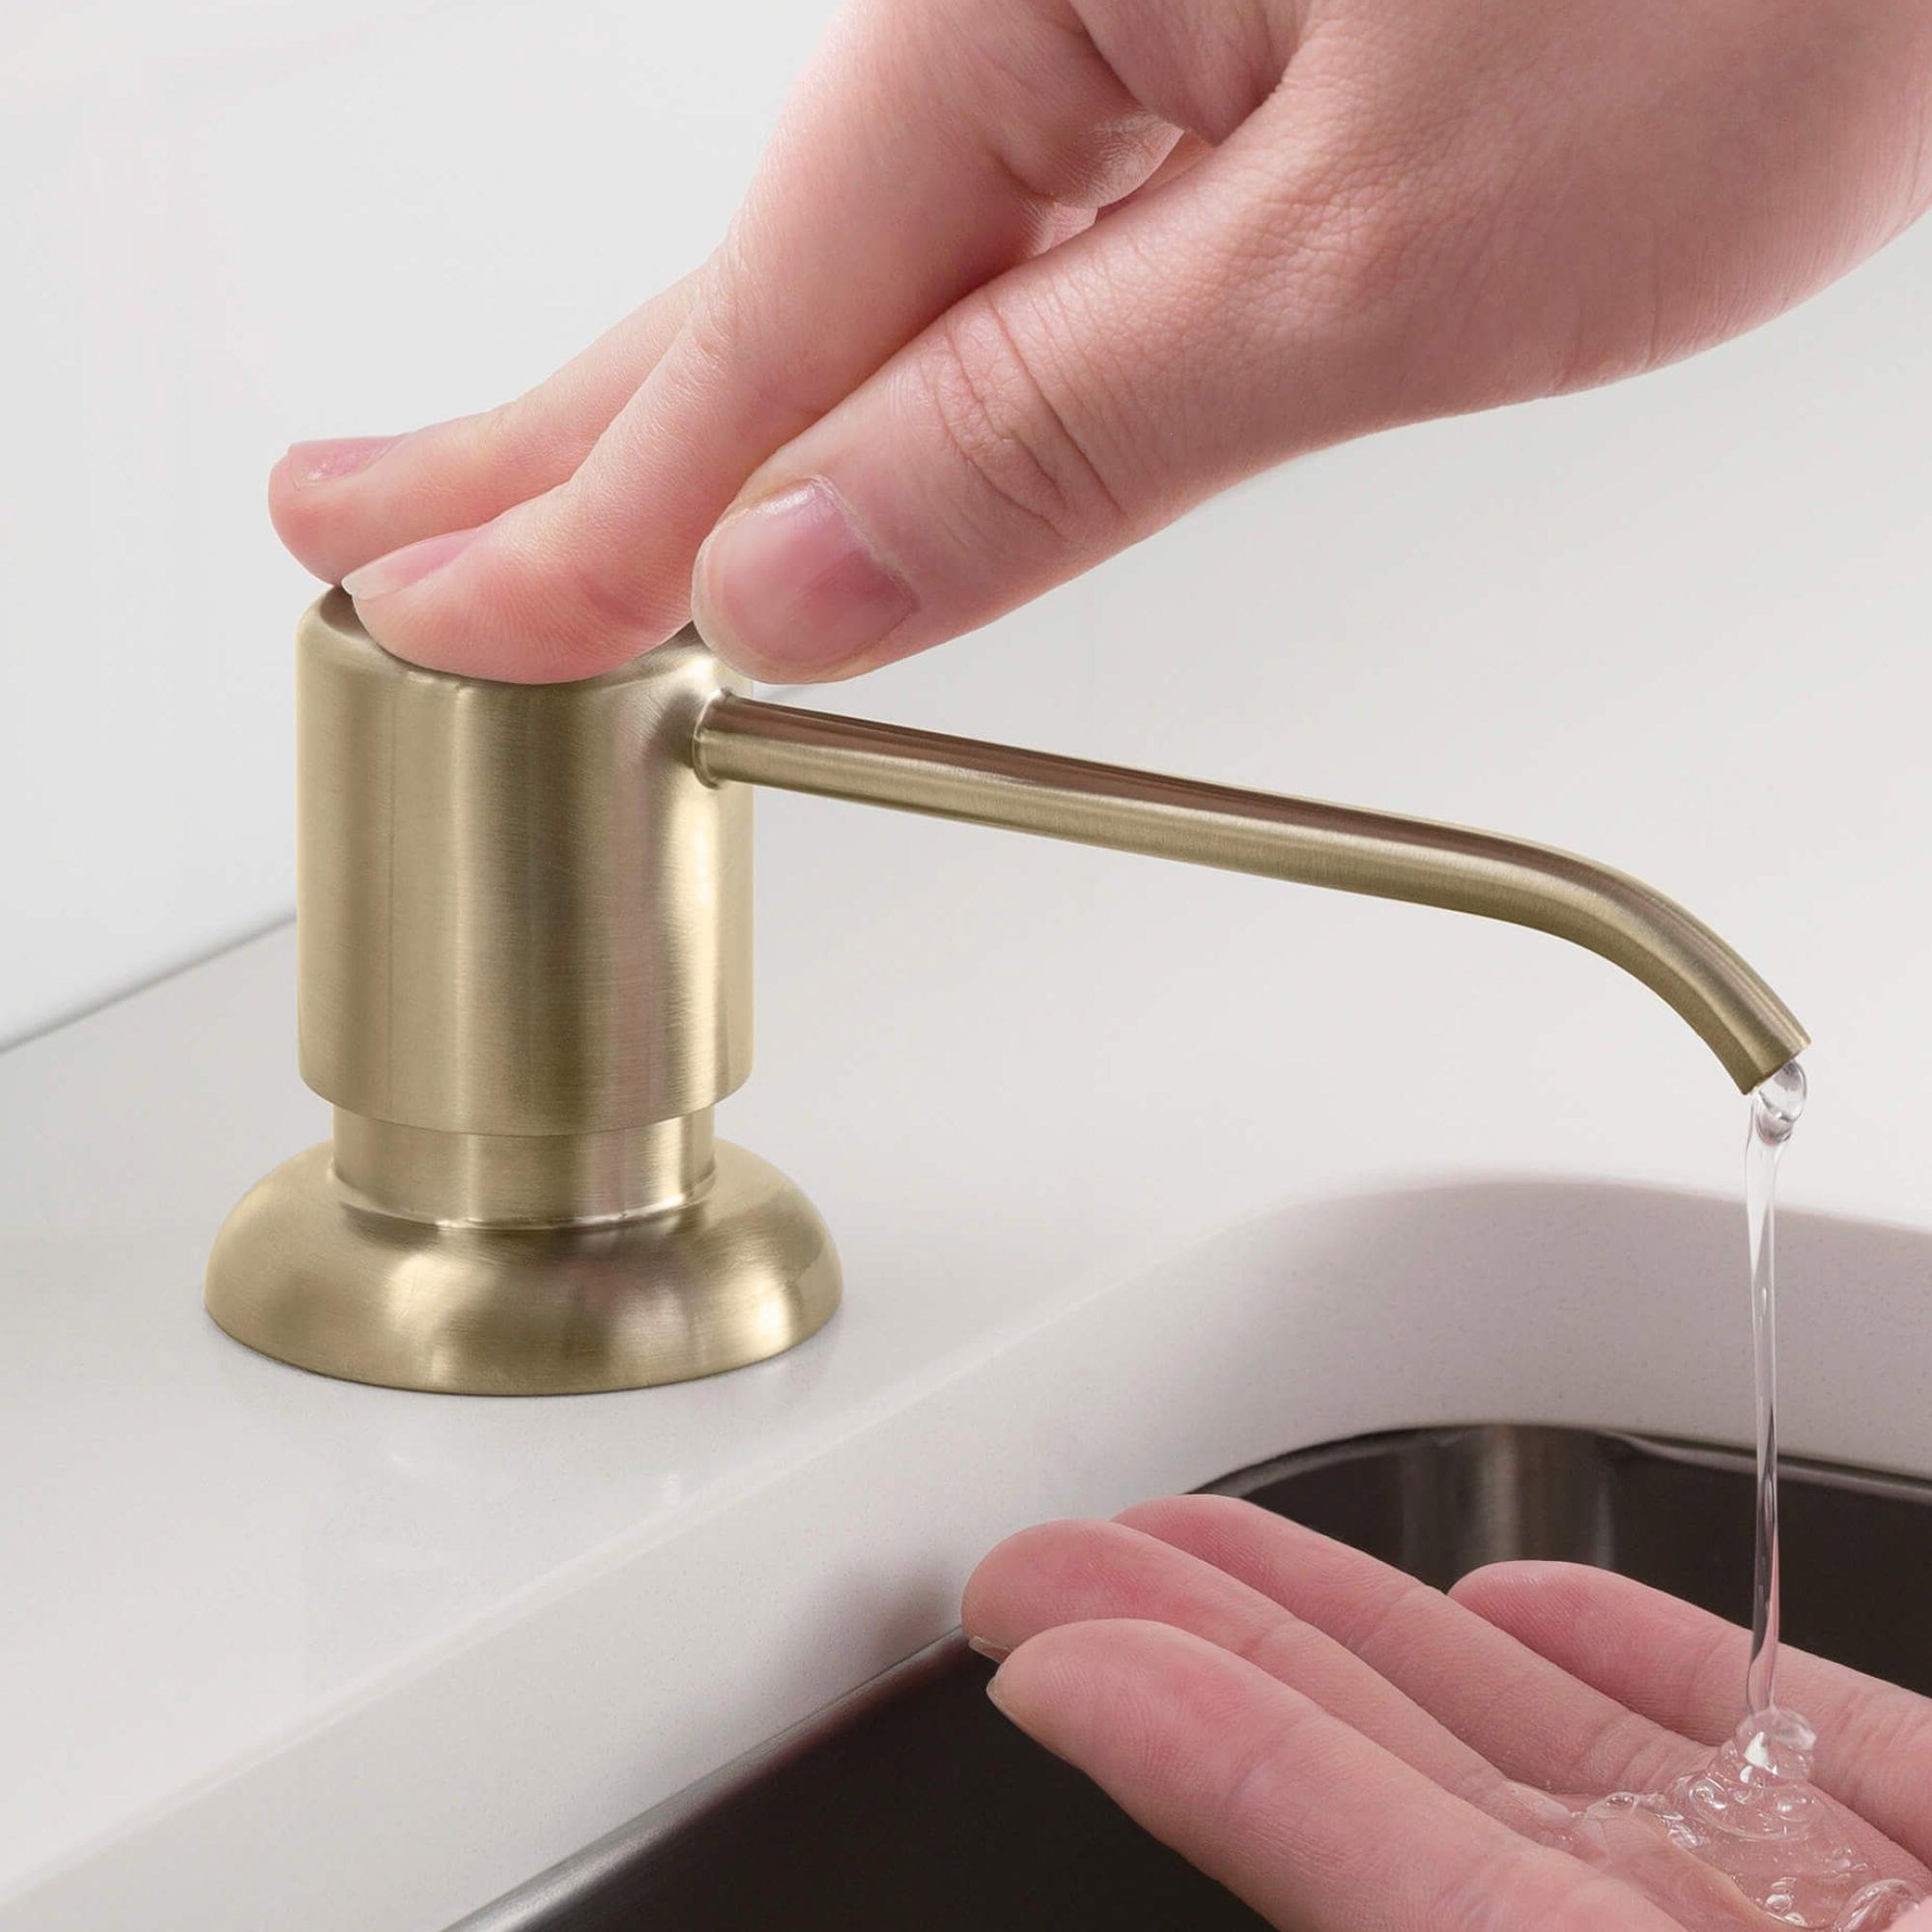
[689,130,1388,682]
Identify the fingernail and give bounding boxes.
[692,479,915,678]
[283,435,404,488]
[966,1635,1011,1664]
[984,1666,1012,1716]
[342,524,486,602]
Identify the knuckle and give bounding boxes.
[559,540,665,660]
[970,44,1169,207]
[463,374,567,470]
[678,256,754,382]
[680,237,839,435]
[921,292,1125,550]
[451,389,590,506]
[997,113,1175,211]
[472,391,535,461]
[1583,1706,1685,1799]
[1330,1575,1430,1662]
[485,503,669,678]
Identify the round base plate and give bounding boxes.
[206,1140,840,1394]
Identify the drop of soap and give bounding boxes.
[1753,1059,1808,1145]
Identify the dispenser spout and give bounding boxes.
[209,596,1811,1396]
[694,696,1807,1093]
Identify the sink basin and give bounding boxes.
[454,1425,1932,1931]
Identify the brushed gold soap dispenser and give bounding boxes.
[207,593,1806,1394]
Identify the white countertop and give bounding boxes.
[4,224,1931,1929]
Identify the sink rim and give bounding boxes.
[450,1422,1932,1932]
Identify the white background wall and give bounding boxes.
[2,0,1928,1048]
[0,0,837,1045]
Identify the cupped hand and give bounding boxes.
[271,0,1932,684]
[961,1496,1932,1929]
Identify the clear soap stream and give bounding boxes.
[1532,1064,1926,1929]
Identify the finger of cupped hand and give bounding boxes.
[991,1619,1679,1931]
[964,1517,1557,1832]
[1117,1496,1712,1802]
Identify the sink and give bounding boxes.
[452,1425,1932,1930]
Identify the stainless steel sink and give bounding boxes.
[455,1426,1932,1931]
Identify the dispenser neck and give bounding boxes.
[330,1110,716,1228]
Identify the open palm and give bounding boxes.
[964,1498,1932,1929]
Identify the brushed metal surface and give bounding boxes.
[211,593,1805,1393]
[330,1110,712,1226]
[206,597,837,1394]
[207,1138,838,1396]
[696,696,1808,1092]
[298,592,751,1135]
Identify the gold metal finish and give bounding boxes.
[206,595,838,1396]
[695,697,1807,1092]
[297,593,751,1135]
[330,1111,713,1226]
[211,590,1807,1396]
[208,1140,838,1396]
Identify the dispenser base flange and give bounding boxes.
[205,1141,840,1395]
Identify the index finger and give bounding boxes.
[342,0,1178,678]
